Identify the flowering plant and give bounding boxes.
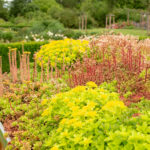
[41,82,129,149]
[36,38,90,67]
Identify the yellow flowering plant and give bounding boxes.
[42,81,129,149]
[36,38,90,67]
[102,100,127,114]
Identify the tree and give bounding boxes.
[56,0,83,8]
[81,0,109,27]
[32,0,60,12]
[0,0,9,20]
[10,0,36,17]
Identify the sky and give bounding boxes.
[6,0,12,1]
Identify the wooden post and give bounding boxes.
[140,13,142,28]
[109,15,111,29]
[82,15,84,30]
[85,15,87,31]
[147,0,150,35]
[79,17,81,30]
[142,14,145,29]
[0,56,3,97]
[27,53,30,81]
[147,14,150,35]
[127,11,130,25]
[113,16,115,24]
[106,16,108,28]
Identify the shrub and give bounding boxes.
[36,38,90,67]
[62,29,84,39]
[69,35,150,100]
[29,19,64,34]
[46,20,64,34]
[42,82,150,149]
[139,36,150,40]
[1,32,14,42]
[0,41,48,72]
[113,8,141,23]
[81,0,108,27]
[0,31,16,42]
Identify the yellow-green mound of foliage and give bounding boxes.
[41,81,150,150]
[36,38,90,67]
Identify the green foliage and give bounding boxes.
[0,77,150,149]
[42,82,150,149]
[56,0,82,8]
[0,41,47,72]
[30,19,64,34]
[0,78,69,150]
[36,38,90,67]
[0,0,8,20]
[0,31,15,42]
[10,0,34,17]
[0,0,150,30]
[32,0,60,12]
[50,7,79,28]
[62,29,84,39]
[81,0,109,27]
[139,36,150,40]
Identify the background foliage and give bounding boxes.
[0,0,149,29]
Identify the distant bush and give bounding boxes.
[113,8,141,23]
[0,31,16,42]
[29,19,64,34]
[123,25,137,29]
[139,36,150,40]
[63,29,84,39]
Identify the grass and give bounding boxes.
[74,28,149,37]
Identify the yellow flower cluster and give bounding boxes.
[102,100,127,113]
[86,81,98,88]
[36,38,90,67]
[51,146,59,150]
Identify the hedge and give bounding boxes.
[0,41,48,73]
[0,25,32,28]
[139,36,150,40]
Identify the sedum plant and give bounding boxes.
[41,82,150,150]
[36,38,90,67]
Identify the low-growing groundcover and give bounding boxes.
[0,79,70,150]
[0,80,150,149]
[42,81,150,150]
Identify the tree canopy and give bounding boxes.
[0,0,149,27]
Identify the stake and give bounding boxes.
[27,53,30,81]
[0,56,3,97]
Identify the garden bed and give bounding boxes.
[0,35,150,149]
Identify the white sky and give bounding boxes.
[6,0,13,1]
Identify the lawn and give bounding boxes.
[74,28,149,37]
